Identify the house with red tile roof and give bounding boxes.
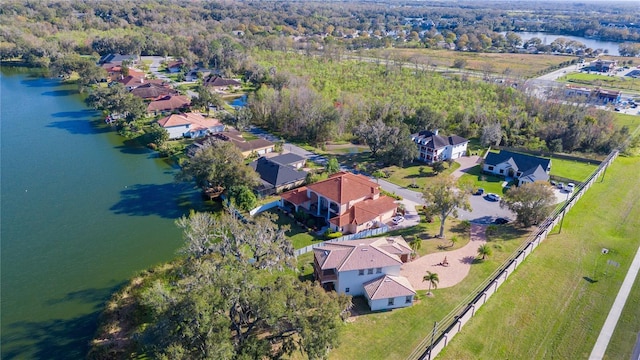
[203,75,242,92]
[131,83,178,100]
[118,75,168,90]
[157,113,224,139]
[146,95,190,115]
[280,171,398,234]
[313,236,415,310]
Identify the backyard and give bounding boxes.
[437,156,640,360]
[259,209,321,249]
[549,157,600,183]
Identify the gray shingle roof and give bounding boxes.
[249,157,307,187]
[411,130,468,149]
[484,151,551,175]
[269,153,306,166]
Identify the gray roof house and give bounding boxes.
[249,157,307,196]
[483,150,551,186]
[268,153,306,169]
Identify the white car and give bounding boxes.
[392,216,405,225]
[486,193,501,202]
[565,183,575,192]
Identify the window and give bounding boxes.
[388,298,394,306]
[406,296,412,304]
[359,269,364,276]
[488,166,494,171]
[345,287,350,293]
[367,268,373,275]
[376,268,382,274]
[499,169,504,174]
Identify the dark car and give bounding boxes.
[475,188,485,195]
[493,218,509,225]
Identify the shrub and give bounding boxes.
[327,232,343,239]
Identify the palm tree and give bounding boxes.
[422,271,439,295]
[410,236,422,256]
[477,244,492,260]
[450,236,458,248]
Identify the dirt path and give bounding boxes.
[400,224,487,290]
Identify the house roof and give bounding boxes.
[157,113,222,131]
[484,151,551,177]
[280,186,310,204]
[411,130,468,150]
[167,60,184,68]
[98,53,138,64]
[147,95,190,112]
[519,165,550,183]
[330,196,397,227]
[306,172,380,205]
[203,75,241,88]
[269,153,306,166]
[363,275,416,300]
[131,83,177,99]
[118,75,166,88]
[210,130,274,154]
[313,236,410,272]
[249,157,307,188]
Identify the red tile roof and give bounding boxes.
[157,113,221,131]
[146,95,190,112]
[306,172,380,205]
[330,196,397,227]
[280,186,310,205]
[118,75,166,88]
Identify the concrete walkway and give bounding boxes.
[400,224,487,290]
[589,244,640,360]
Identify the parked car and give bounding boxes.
[475,188,485,195]
[392,216,405,225]
[550,180,557,187]
[486,193,501,202]
[493,217,509,225]
[557,182,564,189]
[566,183,575,192]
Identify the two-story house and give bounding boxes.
[280,172,397,234]
[313,236,415,311]
[411,130,468,164]
[157,112,225,140]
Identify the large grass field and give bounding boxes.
[605,270,640,360]
[365,48,576,78]
[559,72,640,93]
[549,157,599,182]
[615,113,640,131]
[436,156,640,360]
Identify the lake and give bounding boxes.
[512,31,622,56]
[0,68,203,359]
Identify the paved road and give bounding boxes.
[589,244,640,360]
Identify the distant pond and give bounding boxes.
[510,32,622,56]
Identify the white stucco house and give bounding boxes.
[157,112,224,140]
[313,236,416,311]
[483,150,551,186]
[411,130,468,163]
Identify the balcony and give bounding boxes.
[318,269,337,283]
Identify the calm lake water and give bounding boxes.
[513,31,622,56]
[0,68,202,359]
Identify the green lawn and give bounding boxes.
[328,217,530,360]
[559,72,640,92]
[457,165,507,195]
[259,209,320,249]
[549,157,599,183]
[437,156,640,360]
[604,270,640,360]
[614,113,640,131]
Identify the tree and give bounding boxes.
[453,58,467,69]
[372,169,386,184]
[354,119,391,157]
[422,271,439,295]
[481,123,502,147]
[382,125,418,167]
[325,157,340,175]
[85,83,146,121]
[140,210,351,359]
[176,140,259,192]
[190,85,218,112]
[422,176,471,238]
[432,161,446,174]
[409,236,422,255]
[477,244,492,260]
[450,236,458,248]
[228,185,258,212]
[144,123,169,148]
[501,181,556,227]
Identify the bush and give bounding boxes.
[326,232,343,239]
